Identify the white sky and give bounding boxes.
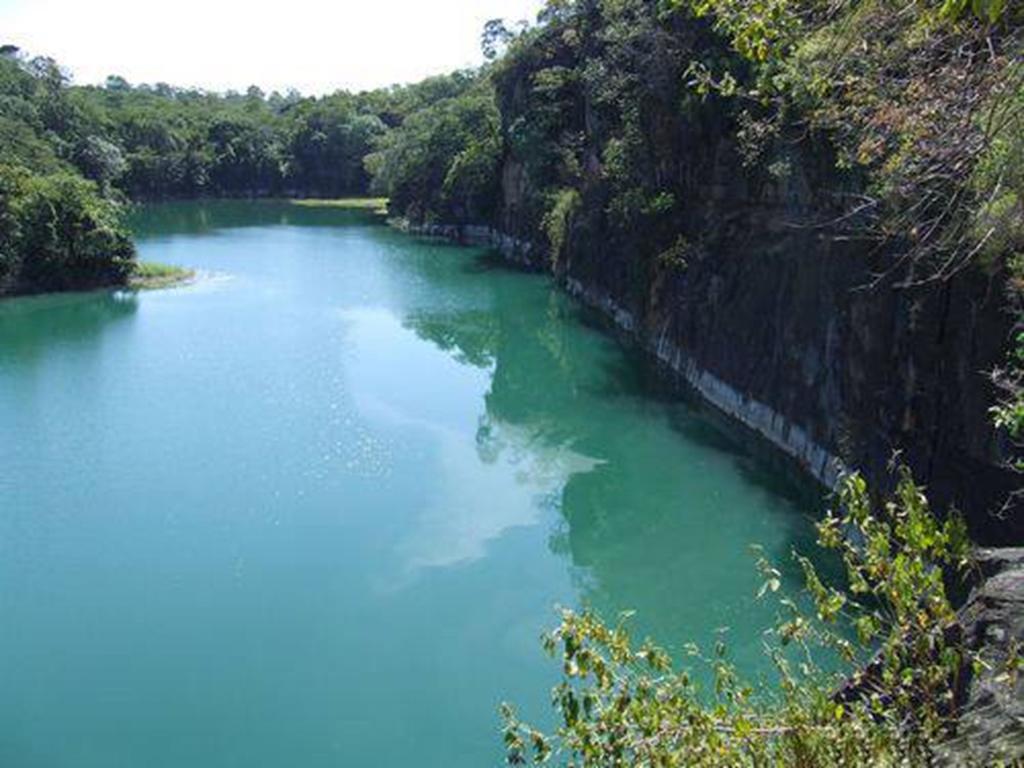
[0,0,544,94]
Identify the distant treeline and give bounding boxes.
[0,45,483,294]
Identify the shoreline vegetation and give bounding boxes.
[287,197,388,214]
[128,261,195,291]
[0,197,387,301]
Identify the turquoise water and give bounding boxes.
[0,201,820,767]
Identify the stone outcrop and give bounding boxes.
[937,548,1024,765]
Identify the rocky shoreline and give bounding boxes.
[393,217,1024,763]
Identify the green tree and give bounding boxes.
[0,165,135,295]
[366,73,501,223]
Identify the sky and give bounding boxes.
[0,0,545,95]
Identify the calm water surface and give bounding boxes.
[0,202,820,767]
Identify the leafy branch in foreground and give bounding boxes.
[501,468,1001,767]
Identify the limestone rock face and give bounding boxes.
[489,36,1021,543]
[939,549,1024,765]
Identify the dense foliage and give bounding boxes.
[0,165,134,294]
[0,51,136,294]
[365,73,502,223]
[680,0,1023,282]
[1,48,399,202]
[67,85,390,199]
[500,469,1009,766]
[0,46,491,294]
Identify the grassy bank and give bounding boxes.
[288,198,388,214]
[129,262,195,291]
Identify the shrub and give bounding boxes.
[542,188,581,266]
[500,467,989,767]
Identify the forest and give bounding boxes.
[0,45,482,294]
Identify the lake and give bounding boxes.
[0,201,820,767]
